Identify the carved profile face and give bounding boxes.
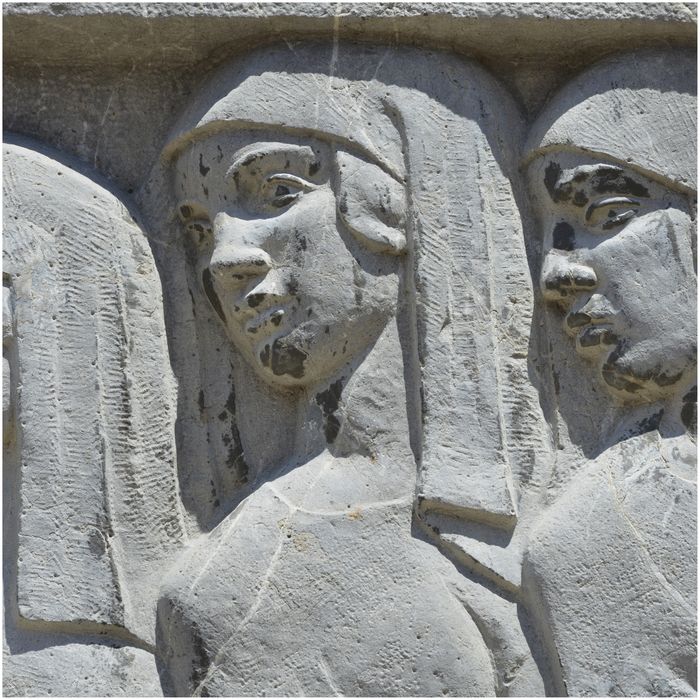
[173,131,407,388]
[530,150,697,403]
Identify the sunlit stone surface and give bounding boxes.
[3,4,696,696]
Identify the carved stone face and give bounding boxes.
[530,150,697,403]
[174,132,404,388]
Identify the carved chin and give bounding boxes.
[259,337,309,380]
[600,340,691,400]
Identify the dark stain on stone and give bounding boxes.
[638,410,664,435]
[270,339,307,378]
[216,144,224,162]
[199,153,210,177]
[260,344,271,367]
[316,378,344,443]
[198,390,205,413]
[218,411,227,421]
[271,314,282,327]
[682,386,696,433]
[309,160,320,176]
[247,293,266,309]
[180,204,192,218]
[325,326,330,334]
[202,268,226,322]
[190,632,211,689]
[552,221,575,251]
[225,388,237,415]
[590,167,649,198]
[202,185,209,198]
[287,276,299,295]
[298,236,307,251]
[339,192,349,214]
[226,425,249,483]
[572,190,588,207]
[545,161,566,202]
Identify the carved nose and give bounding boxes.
[208,244,272,285]
[208,214,275,285]
[540,253,597,304]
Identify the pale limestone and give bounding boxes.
[3,4,696,697]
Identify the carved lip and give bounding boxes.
[245,305,288,334]
[566,310,612,331]
[575,324,618,350]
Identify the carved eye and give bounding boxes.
[265,174,313,210]
[177,201,212,247]
[585,197,640,232]
[186,219,213,247]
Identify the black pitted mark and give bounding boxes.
[202,268,226,322]
[218,411,227,421]
[545,161,570,203]
[298,236,307,251]
[682,386,696,433]
[225,388,236,415]
[552,222,575,251]
[324,326,330,335]
[199,153,210,177]
[180,204,192,218]
[216,144,224,163]
[590,167,649,198]
[270,339,307,378]
[316,379,344,443]
[572,190,589,207]
[247,293,266,309]
[271,314,282,327]
[202,185,209,198]
[227,420,249,483]
[640,410,664,434]
[309,160,320,176]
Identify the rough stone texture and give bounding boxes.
[3,3,696,697]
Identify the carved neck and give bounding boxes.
[599,380,697,449]
[233,318,417,506]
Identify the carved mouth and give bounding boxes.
[576,324,617,349]
[245,306,287,335]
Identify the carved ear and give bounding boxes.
[335,150,407,255]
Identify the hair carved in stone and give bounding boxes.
[142,41,548,696]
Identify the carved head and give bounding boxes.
[156,42,533,522]
[525,50,697,404]
[172,131,406,388]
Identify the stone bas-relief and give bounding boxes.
[3,11,697,699]
[523,50,697,696]
[3,136,184,695]
[151,42,544,696]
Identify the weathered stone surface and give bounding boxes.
[3,4,696,697]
